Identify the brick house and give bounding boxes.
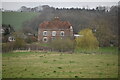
[38,17,73,42]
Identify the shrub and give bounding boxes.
[25,36,37,43]
[75,28,99,51]
[2,38,26,53]
[2,42,14,53]
[13,37,26,50]
[49,38,74,52]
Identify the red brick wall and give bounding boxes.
[38,28,73,42]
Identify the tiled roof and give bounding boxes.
[39,17,71,29]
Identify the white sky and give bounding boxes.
[1,0,120,2]
[0,0,120,10]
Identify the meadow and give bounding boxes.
[2,50,118,78]
[2,12,40,30]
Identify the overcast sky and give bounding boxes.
[1,0,120,2]
[1,0,120,10]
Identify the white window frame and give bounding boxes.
[42,37,48,42]
[52,31,56,36]
[1,29,4,33]
[60,31,64,36]
[8,37,12,42]
[43,31,47,36]
[8,36,15,42]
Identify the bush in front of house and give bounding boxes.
[13,37,26,50]
[2,37,26,53]
[2,42,14,53]
[75,28,99,52]
[49,38,74,52]
[25,36,37,44]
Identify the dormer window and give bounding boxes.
[60,31,64,36]
[52,31,56,36]
[43,31,47,36]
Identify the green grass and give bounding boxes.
[97,47,118,53]
[75,47,118,54]
[2,12,40,30]
[2,51,118,78]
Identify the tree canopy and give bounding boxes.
[75,28,99,51]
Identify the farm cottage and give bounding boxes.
[38,17,74,42]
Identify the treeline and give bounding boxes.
[56,6,108,12]
[22,5,118,33]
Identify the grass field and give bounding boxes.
[2,12,40,30]
[2,51,118,78]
